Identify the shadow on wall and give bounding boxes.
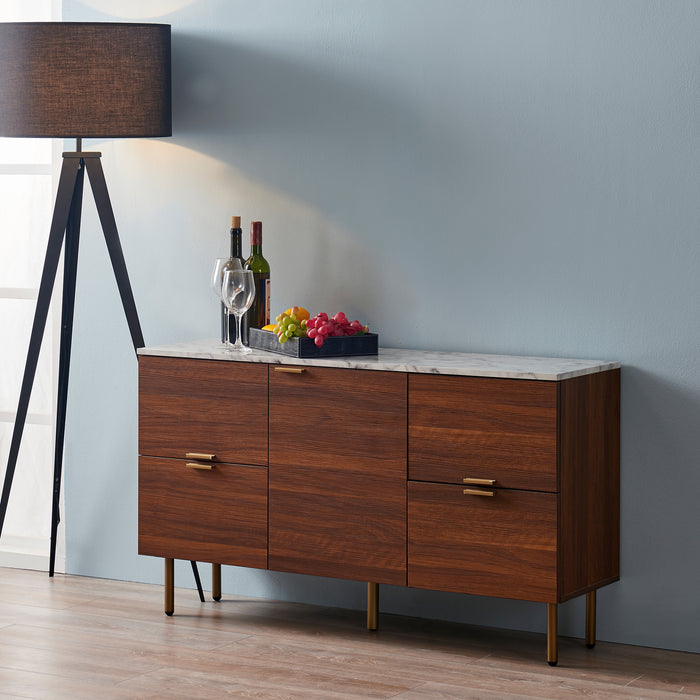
[170,32,485,232]
[619,366,700,579]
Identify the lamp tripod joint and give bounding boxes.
[62,150,102,159]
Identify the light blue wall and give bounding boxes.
[63,0,700,653]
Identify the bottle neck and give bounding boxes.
[250,221,263,251]
[230,228,243,258]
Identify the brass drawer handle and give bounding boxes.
[463,488,495,497]
[462,477,496,486]
[186,462,215,470]
[185,452,215,461]
[274,366,305,374]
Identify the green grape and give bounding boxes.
[273,309,310,343]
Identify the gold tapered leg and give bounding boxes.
[547,603,558,666]
[585,590,596,648]
[164,558,174,616]
[212,563,221,601]
[367,582,379,631]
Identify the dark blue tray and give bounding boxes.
[248,328,378,358]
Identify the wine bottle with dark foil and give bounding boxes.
[220,216,245,343]
[243,221,270,341]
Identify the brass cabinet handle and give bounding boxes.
[273,366,305,374]
[462,477,496,486]
[463,488,495,497]
[185,452,215,461]
[185,462,215,470]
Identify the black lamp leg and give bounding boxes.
[0,156,82,550]
[190,561,205,602]
[48,161,85,577]
[83,155,145,352]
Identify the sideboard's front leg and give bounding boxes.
[585,590,596,648]
[547,603,558,666]
[212,563,222,601]
[165,558,174,616]
[367,582,379,630]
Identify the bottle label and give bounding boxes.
[264,278,271,325]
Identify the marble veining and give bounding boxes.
[138,339,620,381]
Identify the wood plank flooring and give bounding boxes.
[0,567,698,699]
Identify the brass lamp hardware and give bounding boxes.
[274,366,305,374]
[462,477,496,486]
[463,488,495,497]
[185,462,215,470]
[185,452,215,461]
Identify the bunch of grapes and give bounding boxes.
[306,312,369,347]
[273,308,308,344]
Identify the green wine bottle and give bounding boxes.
[244,221,270,335]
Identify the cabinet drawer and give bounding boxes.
[138,456,267,568]
[409,374,557,492]
[408,481,558,603]
[139,356,268,466]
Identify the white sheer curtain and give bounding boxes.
[0,0,63,570]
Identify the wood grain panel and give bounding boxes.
[269,366,407,585]
[139,456,267,568]
[408,481,558,602]
[138,356,268,466]
[559,368,620,599]
[409,375,558,491]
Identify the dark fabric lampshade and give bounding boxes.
[0,22,171,138]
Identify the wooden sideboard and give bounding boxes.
[138,342,620,665]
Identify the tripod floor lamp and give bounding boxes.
[0,22,177,580]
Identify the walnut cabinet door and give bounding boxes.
[268,366,407,585]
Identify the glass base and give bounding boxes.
[226,342,252,354]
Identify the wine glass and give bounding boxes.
[221,268,255,354]
[211,257,242,346]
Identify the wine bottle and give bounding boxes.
[243,221,270,340]
[220,216,245,344]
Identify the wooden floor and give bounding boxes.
[0,568,698,699]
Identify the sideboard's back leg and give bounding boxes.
[367,582,379,630]
[586,590,597,648]
[212,563,222,601]
[547,603,558,665]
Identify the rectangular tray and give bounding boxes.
[248,328,378,358]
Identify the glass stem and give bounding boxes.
[235,313,243,349]
[224,308,231,346]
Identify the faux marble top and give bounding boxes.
[138,339,620,381]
